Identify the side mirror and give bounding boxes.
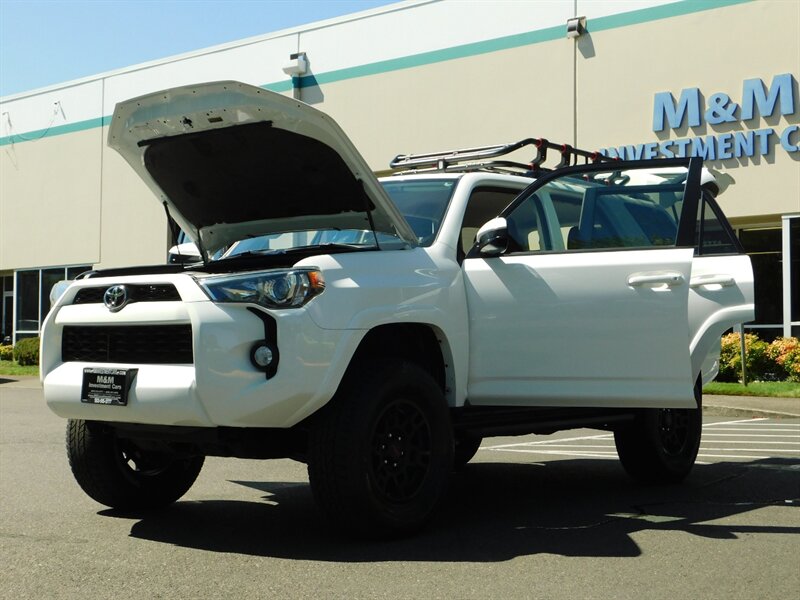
[168,242,201,264]
[472,217,509,257]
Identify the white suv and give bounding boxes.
[40,81,754,536]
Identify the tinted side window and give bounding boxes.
[570,186,683,249]
[504,193,549,252]
[505,172,686,253]
[460,186,521,256]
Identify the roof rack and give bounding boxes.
[389,137,614,177]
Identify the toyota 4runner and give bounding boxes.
[41,81,754,536]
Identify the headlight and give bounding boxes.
[198,268,325,308]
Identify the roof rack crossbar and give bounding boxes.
[390,137,612,173]
[401,160,535,175]
[390,139,537,170]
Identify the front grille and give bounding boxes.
[73,284,181,305]
[62,325,193,364]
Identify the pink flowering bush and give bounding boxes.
[717,332,791,382]
[767,337,800,382]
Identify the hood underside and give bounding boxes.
[108,81,417,258]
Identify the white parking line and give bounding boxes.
[697,454,770,460]
[494,448,619,459]
[703,418,769,426]
[484,432,613,450]
[703,433,800,438]
[717,423,800,427]
[512,444,615,449]
[704,427,800,431]
[700,449,799,454]
[697,440,800,444]
[479,417,800,462]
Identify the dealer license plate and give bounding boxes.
[81,368,138,406]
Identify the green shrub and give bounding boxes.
[13,337,40,366]
[0,344,12,361]
[717,332,776,383]
[717,333,740,382]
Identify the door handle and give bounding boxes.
[690,274,735,288]
[627,272,685,287]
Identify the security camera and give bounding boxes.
[566,16,586,39]
[282,52,308,77]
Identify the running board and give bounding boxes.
[451,406,636,438]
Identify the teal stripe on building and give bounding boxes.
[0,0,754,147]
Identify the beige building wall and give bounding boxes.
[97,126,168,269]
[0,124,167,272]
[319,38,575,171]
[1,127,103,269]
[575,0,800,224]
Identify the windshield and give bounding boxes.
[216,178,458,260]
[220,229,398,259]
[380,179,456,246]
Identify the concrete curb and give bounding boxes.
[703,394,800,419]
[703,405,800,419]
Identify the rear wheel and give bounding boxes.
[66,419,204,509]
[614,382,702,484]
[307,359,453,537]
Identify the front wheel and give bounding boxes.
[66,419,204,509]
[614,382,702,484]
[307,359,453,537]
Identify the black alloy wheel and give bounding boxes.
[658,408,692,457]
[370,398,432,504]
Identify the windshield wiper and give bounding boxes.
[213,243,373,263]
[298,243,374,252]
[213,248,287,262]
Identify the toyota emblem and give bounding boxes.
[103,285,129,312]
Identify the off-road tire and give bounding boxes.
[614,381,702,484]
[66,419,204,509]
[307,359,453,537]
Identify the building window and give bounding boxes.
[739,219,800,341]
[790,217,799,337]
[15,271,40,335]
[13,265,91,344]
[1,276,13,344]
[41,269,66,320]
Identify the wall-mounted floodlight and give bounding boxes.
[282,52,308,77]
[566,16,586,39]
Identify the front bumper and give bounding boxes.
[41,276,360,428]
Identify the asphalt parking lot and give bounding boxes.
[2,380,798,600]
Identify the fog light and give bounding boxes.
[250,342,274,370]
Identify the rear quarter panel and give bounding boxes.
[688,254,755,381]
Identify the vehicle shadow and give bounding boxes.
[108,457,800,562]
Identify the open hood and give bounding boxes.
[108,81,417,259]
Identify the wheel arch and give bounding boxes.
[341,322,456,405]
[689,304,754,389]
